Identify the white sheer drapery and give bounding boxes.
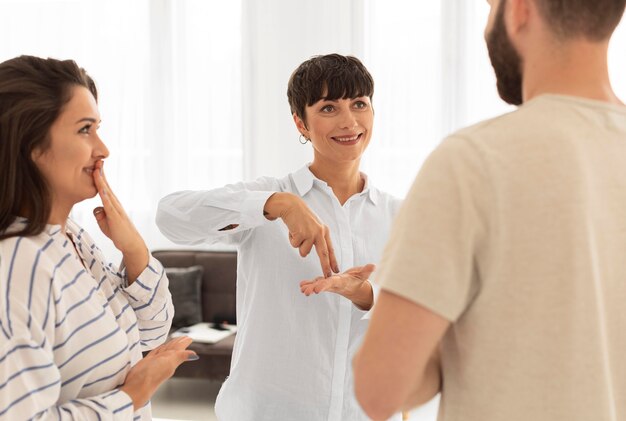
[0,0,243,260]
[364,1,626,198]
[1,0,625,265]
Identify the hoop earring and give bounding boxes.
[299,134,310,145]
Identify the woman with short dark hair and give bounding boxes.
[157,53,402,421]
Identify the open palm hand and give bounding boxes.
[300,264,376,310]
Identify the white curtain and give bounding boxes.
[365,0,626,199]
[1,0,625,270]
[362,1,512,198]
[240,0,366,181]
[0,0,243,261]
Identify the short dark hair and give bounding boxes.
[0,55,97,240]
[287,54,374,125]
[535,0,626,40]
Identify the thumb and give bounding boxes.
[93,207,107,229]
[358,263,376,279]
[183,351,199,363]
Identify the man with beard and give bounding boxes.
[353,0,626,420]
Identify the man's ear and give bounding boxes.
[506,0,531,35]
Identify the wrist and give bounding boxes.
[350,280,374,311]
[264,192,294,220]
[121,245,149,284]
[120,384,150,411]
[122,245,149,265]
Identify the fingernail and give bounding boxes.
[334,266,339,273]
[187,354,199,361]
[99,169,103,176]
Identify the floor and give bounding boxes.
[151,377,440,421]
[152,377,219,421]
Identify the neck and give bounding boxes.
[21,202,69,231]
[523,36,623,105]
[47,201,71,231]
[309,159,364,205]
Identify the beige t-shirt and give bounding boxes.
[379,95,626,421]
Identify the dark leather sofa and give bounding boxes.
[152,249,237,381]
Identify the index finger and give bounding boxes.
[314,237,333,278]
[325,230,339,274]
[94,160,124,210]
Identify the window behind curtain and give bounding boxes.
[609,17,626,96]
[0,0,243,260]
[361,1,444,199]
[1,0,625,258]
[364,1,626,200]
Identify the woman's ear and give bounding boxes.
[31,146,44,164]
[292,113,309,136]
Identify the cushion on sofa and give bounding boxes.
[152,250,237,381]
[166,265,204,329]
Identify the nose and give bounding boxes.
[93,133,110,159]
[339,109,358,129]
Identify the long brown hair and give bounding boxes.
[0,55,97,240]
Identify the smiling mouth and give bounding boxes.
[331,133,362,143]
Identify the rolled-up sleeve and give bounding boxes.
[120,255,173,351]
[156,177,282,246]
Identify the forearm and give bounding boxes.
[353,290,449,420]
[1,342,134,419]
[122,245,149,284]
[401,349,442,410]
[157,188,275,245]
[123,256,174,344]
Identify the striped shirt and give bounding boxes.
[0,218,173,420]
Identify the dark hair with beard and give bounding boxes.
[486,0,524,105]
[0,55,97,240]
[287,54,374,128]
[535,0,626,41]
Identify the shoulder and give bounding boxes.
[258,174,291,191]
[225,173,292,194]
[372,188,403,215]
[0,231,60,321]
[0,230,56,269]
[450,96,576,150]
[360,175,403,217]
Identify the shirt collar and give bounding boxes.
[291,164,379,205]
[9,216,64,236]
[361,173,379,205]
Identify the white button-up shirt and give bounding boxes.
[156,165,402,421]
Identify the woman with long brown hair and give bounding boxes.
[0,55,196,420]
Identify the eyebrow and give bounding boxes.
[75,117,100,124]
